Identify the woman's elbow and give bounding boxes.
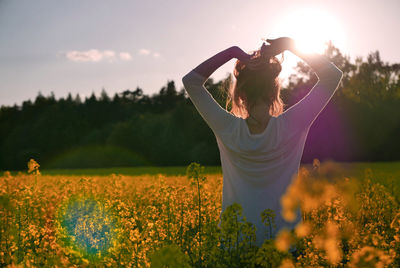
[336,68,344,82]
[331,64,344,82]
[182,72,193,88]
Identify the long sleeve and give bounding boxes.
[182,70,237,135]
[280,56,343,135]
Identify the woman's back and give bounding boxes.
[182,41,343,246]
[215,114,308,246]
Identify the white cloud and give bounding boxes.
[65,49,158,62]
[138,48,151,55]
[138,48,161,59]
[66,49,104,62]
[65,49,132,62]
[103,50,116,61]
[119,52,132,61]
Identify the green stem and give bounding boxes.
[197,178,202,267]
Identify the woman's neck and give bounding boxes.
[247,101,270,125]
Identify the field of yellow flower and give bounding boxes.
[0,160,399,267]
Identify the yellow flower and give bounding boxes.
[295,222,310,237]
[27,159,40,175]
[275,229,292,252]
[279,258,295,268]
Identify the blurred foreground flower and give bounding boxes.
[27,159,40,175]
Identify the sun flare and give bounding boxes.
[265,7,346,82]
[270,8,346,54]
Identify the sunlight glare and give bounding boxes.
[271,8,346,54]
[266,8,346,85]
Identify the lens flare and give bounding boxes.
[56,195,119,260]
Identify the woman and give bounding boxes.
[182,37,343,247]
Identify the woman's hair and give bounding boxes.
[226,44,284,118]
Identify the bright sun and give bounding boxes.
[266,8,346,82]
[271,8,346,54]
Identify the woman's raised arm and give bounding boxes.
[189,46,252,78]
[182,46,252,134]
[267,37,343,133]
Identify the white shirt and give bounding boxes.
[182,59,343,246]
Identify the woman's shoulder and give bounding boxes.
[217,113,241,135]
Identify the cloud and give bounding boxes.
[65,49,157,62]
[66,49,104,62]
[119,52,132,61]
[65,50,132,62]
[103,50,116,60]
[138,48,161,59]
[138,48,151,55]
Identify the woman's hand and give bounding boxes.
[231,46,255,62]
[264,37,296,56]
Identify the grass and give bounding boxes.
[345,161,400,199]
[4,160,399,178]
[3,160,400,198]
[36,165,222,176]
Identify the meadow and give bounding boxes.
[0,160,399,267]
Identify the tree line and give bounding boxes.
[1,43,399,170]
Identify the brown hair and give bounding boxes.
[226,45,284,118]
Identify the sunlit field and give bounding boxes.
[0,160,399,267]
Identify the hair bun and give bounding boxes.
[234,53,282,80]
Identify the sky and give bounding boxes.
[0,0,399,107]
